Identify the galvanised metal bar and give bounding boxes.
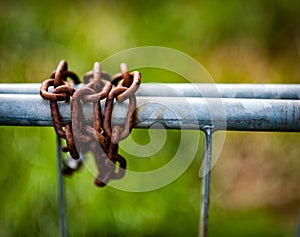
[138,83,300,99]
[297,209,300,237]
[0,94,300,131]
[1,83,300,99]
[199,126,213,237]
[56,136,67,237]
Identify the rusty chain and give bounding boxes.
[40,60,80,160]
[40,60,141,187]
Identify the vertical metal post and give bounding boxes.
[199,126,213,237]
[56,135,67,237]
[297,208,300,237]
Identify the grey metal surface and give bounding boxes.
[1,94,300,131]
[1,83,300,99]
[0,83,42,94]
[56,136,67,237]
[297,208,300,237]
[199,126,213,237]
[138,83,300,99]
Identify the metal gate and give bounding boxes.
[0,83,299,237]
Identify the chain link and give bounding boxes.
[40,60,141,187]
[40,60,80,160]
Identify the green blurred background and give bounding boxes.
[0,0,300,236]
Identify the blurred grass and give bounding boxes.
[0,0,300,236]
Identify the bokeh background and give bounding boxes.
[0,0,300,236]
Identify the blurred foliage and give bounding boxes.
[0,0,300,236]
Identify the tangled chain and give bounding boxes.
[40,60,141,187]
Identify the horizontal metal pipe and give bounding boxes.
[0,94,299,131]
[138,83,300,99]
[1,83,300,99]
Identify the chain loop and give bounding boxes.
[40,79,70,101]
[103,87,137,140]
[41,60,80,160]
[111,64,141,102]
[40,60,140,187]
[104,64,140,140]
